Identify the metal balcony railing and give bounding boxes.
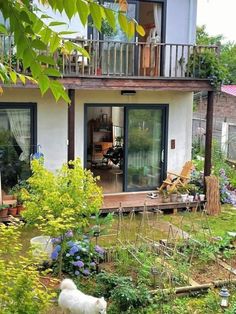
[0,35,219,80]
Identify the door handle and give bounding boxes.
[161,149,164,163]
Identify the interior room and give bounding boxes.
[86,106,124,194]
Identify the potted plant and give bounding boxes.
[10,181,28,215]
[177,186,189,202]
[0,204,9,218]
[169,188,178,202]
[158,189,171,203]
[8,205,18,216]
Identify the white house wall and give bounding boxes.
[0,88,193,175]
[166,0,197,44]
[75,90,193,174]
[0,89,68,171]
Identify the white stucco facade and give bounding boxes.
[0,89,68,171]
[0,88,193,175]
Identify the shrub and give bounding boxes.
[22,158,103,275]
[0,222,55,313]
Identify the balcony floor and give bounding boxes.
[5,77,214,92]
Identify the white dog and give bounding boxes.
[58,278,107,314]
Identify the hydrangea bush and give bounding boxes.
[51,233,105,277]
[219,168,236,205]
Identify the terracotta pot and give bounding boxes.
[0,208,9,218]
[17,205,25,215]
[8,207,18,216]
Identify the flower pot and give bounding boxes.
[0,208,8,218]
[199,194,205,201]
[8,207,18,216]
[181,194,188,202]
[170,193,178,202]
[17,205,25,215]
[188,195,194,202]
[30,236,53,261]
[163,196,171,203]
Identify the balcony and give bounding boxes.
[0,36,219,81]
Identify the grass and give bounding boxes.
[162,205,236,239]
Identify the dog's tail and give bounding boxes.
[60,278,77,291]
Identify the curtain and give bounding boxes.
[153,4,162,38]
[6,109,31,161]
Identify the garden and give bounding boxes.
[1,151,236,313]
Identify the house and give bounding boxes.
[0,0,216,194]
[193,85,236,161]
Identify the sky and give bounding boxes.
[197,0,236,42]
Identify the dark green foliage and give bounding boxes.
[96,272,152,312]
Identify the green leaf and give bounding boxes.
[18,74,26,85]
[30,61,42,78]
[43,67,62,77]
[136,24,145,37]
[9,71,17,84]
[127,21,135,39]
[60,90,71,103]
[40,28,52,43]
[90,2,102,31]
[0,24,8,35]
[63,0,76,20]
[118,13,129,36]
[32,19,44,33]
[50,80,65,102]
[49,33,61,53]
[104,8,116,31]
[37,55,56,66]
[49,21,67,27]
[58,31,77,35]
[23,48,34,69]
[55,0,64,13]
[76,0,90,26]
[32,39,47,50]
[25,25,35,35]
[41,14,52,19]
[20,11,32,24]
[38,74,50,95]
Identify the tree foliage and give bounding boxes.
[0,0,145,102]
[197,25,236,84]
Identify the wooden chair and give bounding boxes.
[159,161,194,192]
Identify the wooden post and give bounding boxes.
[204,91,214,178]
[68,89,75,162]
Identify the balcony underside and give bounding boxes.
[3,77,214,92]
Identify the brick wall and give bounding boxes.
[194,92,236,123]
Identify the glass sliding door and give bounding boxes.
[125,107,166,191]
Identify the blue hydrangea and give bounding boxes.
[83,269,90,276]
[95,245,105,255]
[69,246,79,256]
[51,250,59,260]
[72,260,84,268]
[55,245,61,252]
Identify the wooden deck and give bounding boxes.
[101,192,201,213]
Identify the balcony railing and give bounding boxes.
[0,35,219,80]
